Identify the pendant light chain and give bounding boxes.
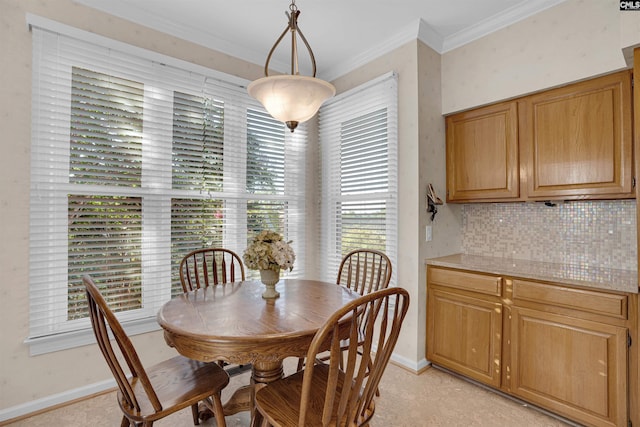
[262,0,317,78]
[247,0,335,132]
[288,1,299,75]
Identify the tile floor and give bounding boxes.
[5,361,576,426]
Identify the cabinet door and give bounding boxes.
[520,70,633,200]
[446,101,519,202]
[427,287,502,387]
[510,307,627,427]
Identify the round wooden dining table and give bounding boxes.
[157,278,359,424]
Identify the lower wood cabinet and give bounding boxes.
[426,265,636,427]
[427,288,502,387]
[510,307,627,427]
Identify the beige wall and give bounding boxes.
[622,11,640,50]
[417,40,463,362]
[3,0,640,418]
[331,39,463,369]
[0,0,266,414]
[332,41,428,369]
[442,0,639,114]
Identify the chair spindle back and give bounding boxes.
[299,287,409,426]
[83,275,163,414]
[179,248,245,292]
[336,249,392,295]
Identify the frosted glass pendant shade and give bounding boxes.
[248,75,336,131]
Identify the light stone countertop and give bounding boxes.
[426,253,639,294]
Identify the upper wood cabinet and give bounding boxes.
[520,70,634,200]
[445,70,634,203]
[446,101,520,202]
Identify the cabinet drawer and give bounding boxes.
[512,279,627,320]
[429,267,502,296]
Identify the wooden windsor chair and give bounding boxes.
[179,248,252,378]
[297,249,393,371]
[179,247,245,292]
[255,287,410,427]
[83,275,229,427]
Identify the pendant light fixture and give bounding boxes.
[247,0,335,132]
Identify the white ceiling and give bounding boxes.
[73,0,566,81]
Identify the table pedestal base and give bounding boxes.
[198,360,286,426]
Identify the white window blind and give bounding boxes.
[28,23,306,354]
[318,73,398,283]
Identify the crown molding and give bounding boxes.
[441,0,567,52]
[74,0,568,81]
[323,0,567,80]
[321,19,433,82]
[417,18,446,53]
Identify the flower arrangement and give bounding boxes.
[243,230,295,273]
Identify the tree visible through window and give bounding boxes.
[29,25,306,352]
[245,109,288,278]
[170,198,224,293]
[67,67,145,319]
[338,200,387,255]
[319,74,398,284]
[67,196,143,320]
[172,91,224,193]
[338,109,389,256]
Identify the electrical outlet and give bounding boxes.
[425,225,432,242]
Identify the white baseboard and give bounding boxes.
[0,379,115,423]
[390,353,431,373]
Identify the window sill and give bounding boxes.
[25,316,161,356]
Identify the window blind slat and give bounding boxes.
[318,73,398,283]
[29,24,307,351]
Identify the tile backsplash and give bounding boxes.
[462,200,637,271]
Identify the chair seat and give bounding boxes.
[255,364,374,427]
[256,288,408,427]
[120,355,229,422]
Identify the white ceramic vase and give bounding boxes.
[260,269,280,299]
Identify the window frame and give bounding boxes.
[318,72,399,284]
[27,17,307,355]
